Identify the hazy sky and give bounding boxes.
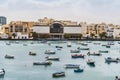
[0,0,120,24]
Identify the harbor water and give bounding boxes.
[0,41,120,80]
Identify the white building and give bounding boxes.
[113,27,120,39]
[33,18,82,39]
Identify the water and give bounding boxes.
[0,41,120,80]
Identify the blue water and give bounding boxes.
[0,41,120,80]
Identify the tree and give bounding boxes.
[64,34,70,39]
[12,33,17,39]
[99,32,107,39]
[90,33,95,39]
[78,33,83,39]
[31,32,38,39]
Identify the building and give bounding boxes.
[33,17,82,39]
[9,21,34,39]
[0,16,6,25]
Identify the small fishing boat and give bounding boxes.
[71,54,85,58]
[64,64,80,68]
[70,49,80,53]
[115,76,120,80]
[106,45,110,48]
[77,47,89,50]
[0,69,5,76]
[52,72,65,78]
[23,44,27,46]
[33,61,52,65]
[87,52,102,56]
[29,52,36,56]
[67,42,72,47]
[45,50,56,54]
[99,50,109,53]
[74,68,84,73]
[55,46,63,48]
[81,43,88,46]
[87,59,95,66]
[5,54,14,59]
[45,56,60,61]
[105,57,120,63]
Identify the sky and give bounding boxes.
[0,0,120,24]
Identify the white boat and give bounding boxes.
[64,64,80,68]
[45,56,60,61]
[70,49,80,53]
[52,72,65,77]
[87,59,95,66]
[67,42,71,47]
[45,50,56,54]
[0,69,5,76]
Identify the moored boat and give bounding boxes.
[70,49,80,53]
[67,42,72,47]
[64,64,80,68]
[45,56,60,61]
[5,54,14,59]
[87,52,102,56]
[52,72,65,78]
[33,61,52,65]
[105,57,120,63]
[77,47,89,50]
[99,50,109,53]
[55,46,63,48]
[71,54,85,58]
[74,68,84,73]
[29,52,36,56]
[87,59,95,66]
[0,69,5,76]
[45,50,56,54]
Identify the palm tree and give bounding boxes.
[78,33,83,39]
[90,33,95,39]
[99,32,107,39]
[12,33,17,39]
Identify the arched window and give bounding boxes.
[50,23,63,33]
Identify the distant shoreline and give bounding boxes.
[0,39,120,41]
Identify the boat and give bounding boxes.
[115,76,120,80]
[99,50,109,53]
[77,47,89,50]
[81,43,88,46]
[45,56,60,61]
[33,61,52,65]
[74,68,84,73]
[64,64,80,68]
[87,52,102,56]
[67,42,72,47]
[6,43,11,45]
[93,42,101,45]
[0,69,5,76]
[105,57,120,63]
[55,46,63,48]
[71,54,85,58]
[106,45,110,48]
[87,59,95,66]
[5,54,14,59]
[70,49,80,53]
[52,72,65,78]
[45,50,56,54]
[23,44,27,46]
[29,52,36,56]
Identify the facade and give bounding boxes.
[0,16,6,25]
[9,21,34,39]
[33,17,82,39]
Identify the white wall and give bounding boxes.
[113,28,120,38]
[33,26,49,33]
[64,27,81,33]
